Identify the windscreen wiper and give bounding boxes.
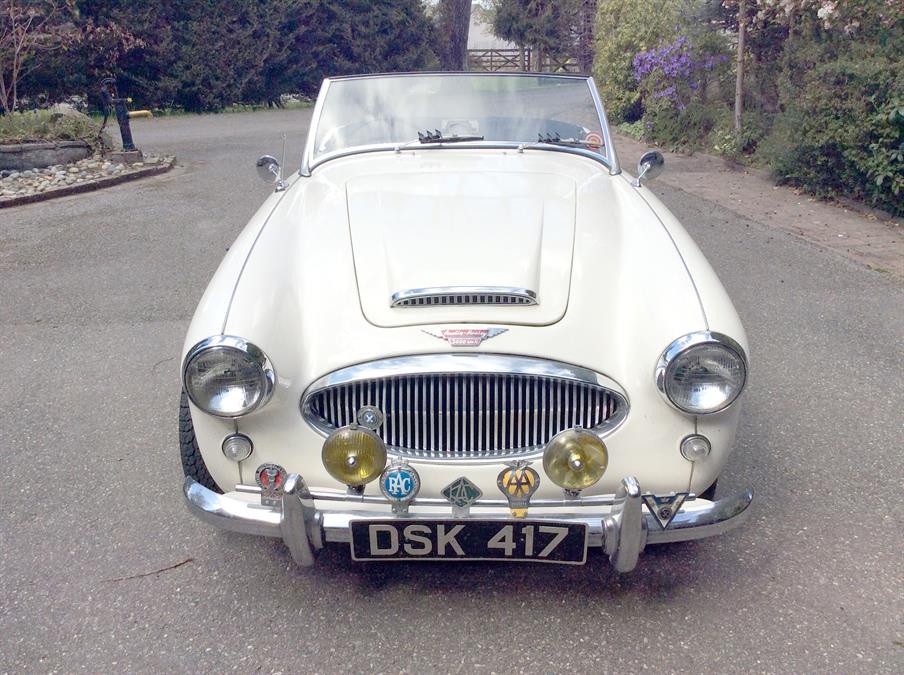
[536,132,595,147]
[417,129,485,144]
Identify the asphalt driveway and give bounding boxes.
[1,109,902,673]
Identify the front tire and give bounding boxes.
[699,479,717,501]
[179,390,222,493]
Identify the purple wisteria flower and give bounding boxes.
[633,37,726,107]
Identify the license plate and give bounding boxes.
[350,519,587,564]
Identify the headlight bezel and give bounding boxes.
[182,335,276,418]
[655,331,748,415]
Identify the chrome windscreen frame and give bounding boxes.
[299,73,621,177]
[300,353,630,464]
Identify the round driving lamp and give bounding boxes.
[322,425,387,487]
[656,332,747,415]
[543,428,609,491]
[183,336,275,418]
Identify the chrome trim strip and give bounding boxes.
[307,141,612,174]
[307,354,622,391]
[587,76,620,175]
[391,286,538,308]
[300,354,629,464]
[300,78,331,177]
[654,331,749,415]
[329,71,591,83]
[182,335,276,419]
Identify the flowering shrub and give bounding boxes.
[739,0,902,34]
[592,0,689,121]
[630,35,731,149]
[632,37,728,111]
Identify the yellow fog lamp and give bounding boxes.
[322,424,387,487]
[542,428,608,492]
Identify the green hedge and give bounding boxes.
[759,37,903,216]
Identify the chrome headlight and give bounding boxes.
[655,332,747,414]
[182,336,275,417]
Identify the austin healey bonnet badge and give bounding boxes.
[422,328,508,347]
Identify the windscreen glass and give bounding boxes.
[311,74,605,162]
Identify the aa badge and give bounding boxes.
[641,492,689,529]
[497,461,540,518]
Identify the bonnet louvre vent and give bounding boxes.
[391,287,537,308]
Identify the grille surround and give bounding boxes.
[301,354,628,462]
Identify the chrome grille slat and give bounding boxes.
[306,370,625,461]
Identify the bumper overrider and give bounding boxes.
[182,474,753,572]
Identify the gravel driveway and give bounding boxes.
[1,109,902,673]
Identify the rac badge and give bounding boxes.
[442,476,482,517]
[497,461,540,518]
[379,461,420,514]
[641,492,689,529]
[422,328,508,347]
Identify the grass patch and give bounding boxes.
[0,109,107,147]
[616,120,645,141]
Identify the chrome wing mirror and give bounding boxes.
[256,155,288,191]
[633,150,664,187]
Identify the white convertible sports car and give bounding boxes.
[180,72,752,571]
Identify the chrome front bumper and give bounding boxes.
[183,475,753,573]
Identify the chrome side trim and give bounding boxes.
[182,335,276,418]
[654,331,749,415]
[300,354,630,463]
[391,287,538,308]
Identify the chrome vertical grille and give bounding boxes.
[303,358,627,460]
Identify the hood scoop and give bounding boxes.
[346,169,576,328]
[391,286,538,308]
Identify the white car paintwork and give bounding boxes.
[183,143,747,506]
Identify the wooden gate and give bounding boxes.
[467,48,529,72]
[467,49,580,73]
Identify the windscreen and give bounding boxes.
[311,74,605,162]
